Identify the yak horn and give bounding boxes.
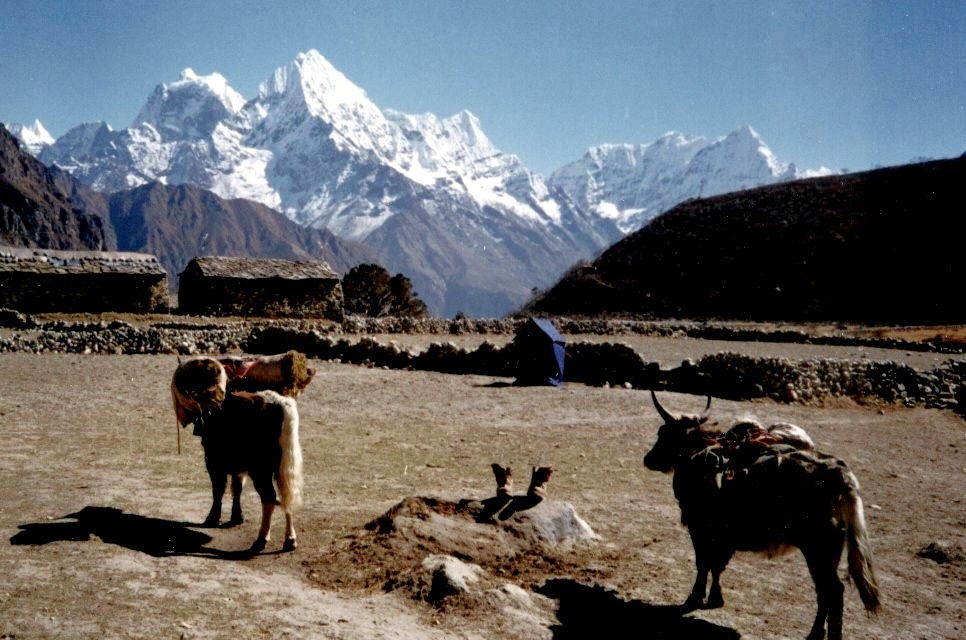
[702,394,712,417]
[650,389,676,423]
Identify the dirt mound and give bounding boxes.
[309,495,601,589]
[305,494,604,634]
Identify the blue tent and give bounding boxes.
[513,318,566,386]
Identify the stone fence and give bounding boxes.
[1,314,961,414]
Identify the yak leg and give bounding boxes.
[247,503,275,554]
[706,569,725,609]
[803,542,846,640]
[282,511,298,552]
[248,472,279,553]
[228,474,246,526]
[684,529,712,610]
[685,568,709,611]
[684,528,731,610]
[203,464,227,527]
[706,547,733,609]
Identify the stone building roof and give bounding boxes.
[0,246,166,275]
[183,256,339,280]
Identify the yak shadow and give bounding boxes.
[537,578,740,640]
[10,506,256,559]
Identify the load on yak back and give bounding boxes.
[513,318,566,386]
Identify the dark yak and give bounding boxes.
[171,353,311,552]
[643,391,880,640]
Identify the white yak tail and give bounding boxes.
[274,393,303,513]
[842,472,881,613]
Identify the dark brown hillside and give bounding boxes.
[0,124,113,250]
[106,182,377,284]
[529,156,964,324]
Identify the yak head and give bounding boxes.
[171,357,228,428]
[643,390,713,473]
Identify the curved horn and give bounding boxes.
[650,389,675,423]
[702,394,712,416]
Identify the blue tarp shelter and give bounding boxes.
[513,318,566,386]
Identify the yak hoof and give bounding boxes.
[681,595,706,612]
[704,593,725,610]
[202,515,221,528]
[226,515,244,527]
[248,538,268,554]
[282,537,298,552]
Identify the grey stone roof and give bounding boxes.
[183,256,339,281]
[0,246,166,275]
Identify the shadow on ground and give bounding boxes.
[10,505,257,559]
[537,578,740,639]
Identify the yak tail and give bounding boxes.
[276,395,303,513]
[842,476,881,614]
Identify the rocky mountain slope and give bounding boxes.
[102,182,376,283]
[0,124,113,250]
[529,156,964,325]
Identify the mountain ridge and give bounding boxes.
[529,156,964,324]
[15,49,833,316]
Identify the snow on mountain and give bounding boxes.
[550,125,835,233]
[32,49,825,316]
[134,68,244,140]
[4,119,55,155]
[39,121,171,191]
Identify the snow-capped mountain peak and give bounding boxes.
[4,119,55,155]
[259,50,367,111]
[709,124,794,178]
[133,68,244,140]
[250,49,400,160]
[550,125,834,234]
[385,108,504,184]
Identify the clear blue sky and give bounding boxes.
[2,0,963,175]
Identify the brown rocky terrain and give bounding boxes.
[0,125,113,251]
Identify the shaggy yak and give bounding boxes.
[171,351,313,552]
[643,391,880,640]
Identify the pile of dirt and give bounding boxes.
[306,493,603,633]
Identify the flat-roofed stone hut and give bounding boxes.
[178,256,343,319]
[0,246,168,313]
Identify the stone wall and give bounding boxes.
[2,317,959,413]
[177,277,344,320]
[0,273,168,314]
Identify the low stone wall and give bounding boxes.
[1,316,962,413]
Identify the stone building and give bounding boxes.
[0,246,168,313]
[178,256,343,319]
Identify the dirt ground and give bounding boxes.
[0,336,963,639]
